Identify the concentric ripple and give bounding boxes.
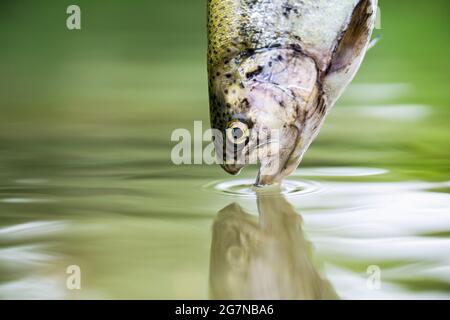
[203,178,322,197]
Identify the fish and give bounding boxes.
[209,187,338,299]
[207,0,378,185]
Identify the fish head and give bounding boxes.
[210,48,321,185]
[208,0,378,185]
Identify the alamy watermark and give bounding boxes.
[171,121,282,175]
[366,265,382,290]
[66,265,81,290]
[66,5,81,30]
[62,4,381,32]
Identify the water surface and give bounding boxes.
[0,0,449,299]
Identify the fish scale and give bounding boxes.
[207,0,378,185]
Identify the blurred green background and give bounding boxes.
[0,0,450,178]
[0,0,449,299]
[0,0,448,180]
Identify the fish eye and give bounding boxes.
[226,120,249,145]
[232,127,243,139]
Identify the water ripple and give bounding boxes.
[203,178,322,197]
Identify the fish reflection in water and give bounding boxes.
[209,187,337,300]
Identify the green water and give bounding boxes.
[0,1,449,299]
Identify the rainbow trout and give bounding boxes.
[207,0,378,185]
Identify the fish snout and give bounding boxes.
[254,125,300,186]
[220,163,243,175]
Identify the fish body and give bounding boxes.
[208,0,378,185]
[209,190,338,299]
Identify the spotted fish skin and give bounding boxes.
[208,0,378,185]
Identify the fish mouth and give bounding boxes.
[219,137,287,179]
[254,155,292,187]
[220,163,243,175]
[254,125,301,186]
